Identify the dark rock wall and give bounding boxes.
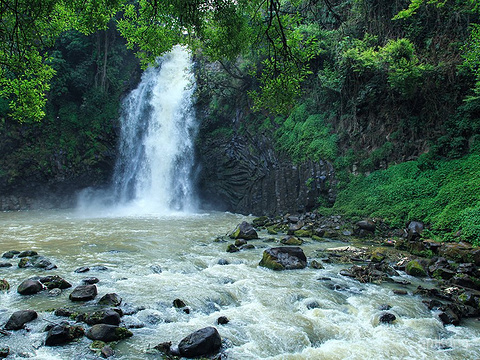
[197,133,336,215]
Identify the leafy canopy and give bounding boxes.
[0,0,318,122]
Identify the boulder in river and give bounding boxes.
[17,278,44,295]
[405,259,427,277]
[86,324,133,342]
[0,279,9,291]
[77,309,121,326]
[4,310,38,330]
[69,284,97,301]
[18,250,38,258]
[45,322,85,346]
[2,250,19,258]
[0,347,9,358]
[178,326,222,358]
[39,275,72,289]
[98,293,122,306]
[259,247,307,270]
[229,221,259,240]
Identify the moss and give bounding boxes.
[281,236,303,245]
[405,260,427,277]
[114,327,133,340]
[0,279,9,291]
[294,229,312,237]
[267,227,278,235]
[259,252,284,271]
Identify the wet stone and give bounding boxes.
[17,278,44,295]
[178,326,222,358]
[0,262,12,268]
[216,316,229,325]
[379,312,396,324]
[2,250,19,258]
[83,277,99,284]
[18,250,38,258]
[69,284,97,301]
[98,293,122,306]
[74,266,90,273]
[5,310,38,330]
[45,322,85,346]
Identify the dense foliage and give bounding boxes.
[323,154,480,246]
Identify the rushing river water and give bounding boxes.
[0,209,479,359]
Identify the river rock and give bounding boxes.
[39,275,72,289]
[378,312,396,324]
[405,260,427,277]
[259,247,307,270]
[83,277,100,284]
[216,316,229,325]
[405,221,424,241]
[280,236,303,246]
[0,279,9,291]
[98,293,122,306]
[86,324,133,342]
[18,250,38,258]
[356,220,376,232]
[229,221,258,240]
[2,250,19,258]
[178,326,222,358]
[101,345,115,358]
[77,309,121,326]
[33,256,57,270]
[0,262,12,268]
[69,284,97,301]
[17,278,44,295]
[0,347,9,358]
[5,310,38,330]
[75,266,90,273]
[45,322,85,346]
[18,257,34,268]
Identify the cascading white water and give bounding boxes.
[112,45,197,213]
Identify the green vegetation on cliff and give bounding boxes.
[322,154,480,246]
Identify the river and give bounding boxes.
[0,209,479,359]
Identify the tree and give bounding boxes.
[0,0,324,122]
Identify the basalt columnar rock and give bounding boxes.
[177,326,222,358]
[259,247,307,270]
[197,133,335,215]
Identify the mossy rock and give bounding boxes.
[0,279,9,291]
[280,236,303,246]
[294,229,312,238]
[370,250,385,263]
[311,235,323,241]
[226,244,239,253]
[252,216,269,227]
[405,260,427,277]
[310,260,324,269]
[267,227,278,235]
[259,251,285,270]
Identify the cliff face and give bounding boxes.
[197,132,336,215]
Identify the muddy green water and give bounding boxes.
[0,210,479,359]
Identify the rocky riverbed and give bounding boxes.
[226,213,480,328]
[0,210,479,359]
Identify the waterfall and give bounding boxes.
[112,45,198,213]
